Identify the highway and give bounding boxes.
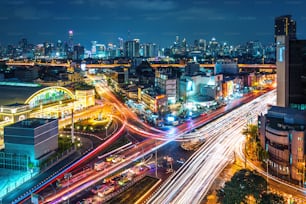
[30,79,274,203]
[147,90,276,204]
[12,77,294,204]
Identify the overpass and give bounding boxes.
[5,61,276,70]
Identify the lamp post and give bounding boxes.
[244,134,249,169]
[244,140,247,168]
[266,159,269,192]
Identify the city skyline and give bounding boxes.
[0,0,306,48]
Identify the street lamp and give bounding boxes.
[266,159,269,192]
[244,134,250,168]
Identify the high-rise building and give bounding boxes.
[124,39,140,58]
[68,30,74,50]
[91,41,97,56]
[275,15,296,40]
[258,15,306,186]
[276,36,306,110]
[73,44,84,60]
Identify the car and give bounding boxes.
[112,155,125,163]
[106,155,116,162]
[97,186,115,197]
[91,184,107,194]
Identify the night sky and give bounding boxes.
[0,0,305,48]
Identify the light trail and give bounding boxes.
[147,90,277,204]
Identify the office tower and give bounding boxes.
[68,30,74,48]
[118,37,124,50]
[91,41,97,56]
[175,35,180,45]
[275,15,296,40]
[199,39,206,51]
[261,16,306,186]
[73,44,85,60]
[124,39,140,58]
[276,36,306,109]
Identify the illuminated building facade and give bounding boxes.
[0,103,31,136]
[75,89,95,110]
[155,67,180,104]
[180,74,223,102]
[4,118,58,167]
[214,59,238,75]
[258,106,306,183]
[140,88,167,114]
[0,103,30,123]
[0,85,94,120]
[276,35,306,110]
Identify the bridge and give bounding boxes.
[5,61,276,69]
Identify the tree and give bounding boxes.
[217,169,284,204]
[260,193,285,204]
[217,169,267,204]
[242,124,259,158]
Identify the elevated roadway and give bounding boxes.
[5,60,276,70]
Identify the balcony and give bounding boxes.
[265,130,288,145]
[267,144,289,166]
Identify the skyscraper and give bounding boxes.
[258,15,306,187]
[66,30,74,59]
[276,35,306,110]
[124,39,140,58]
[68,30,74,48]
[275,15,296,40]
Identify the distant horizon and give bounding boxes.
[0,31,278,50]
[0,1,305,48]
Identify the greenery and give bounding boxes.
[242,124,269,162]
[39,135,79,168]
[74,82,95,90]
[217,169,285,204]
[260,193,286,204]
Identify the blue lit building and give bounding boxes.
[4,118,58,167]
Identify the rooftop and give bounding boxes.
[0,85,45,106]
[6,118,57,129]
